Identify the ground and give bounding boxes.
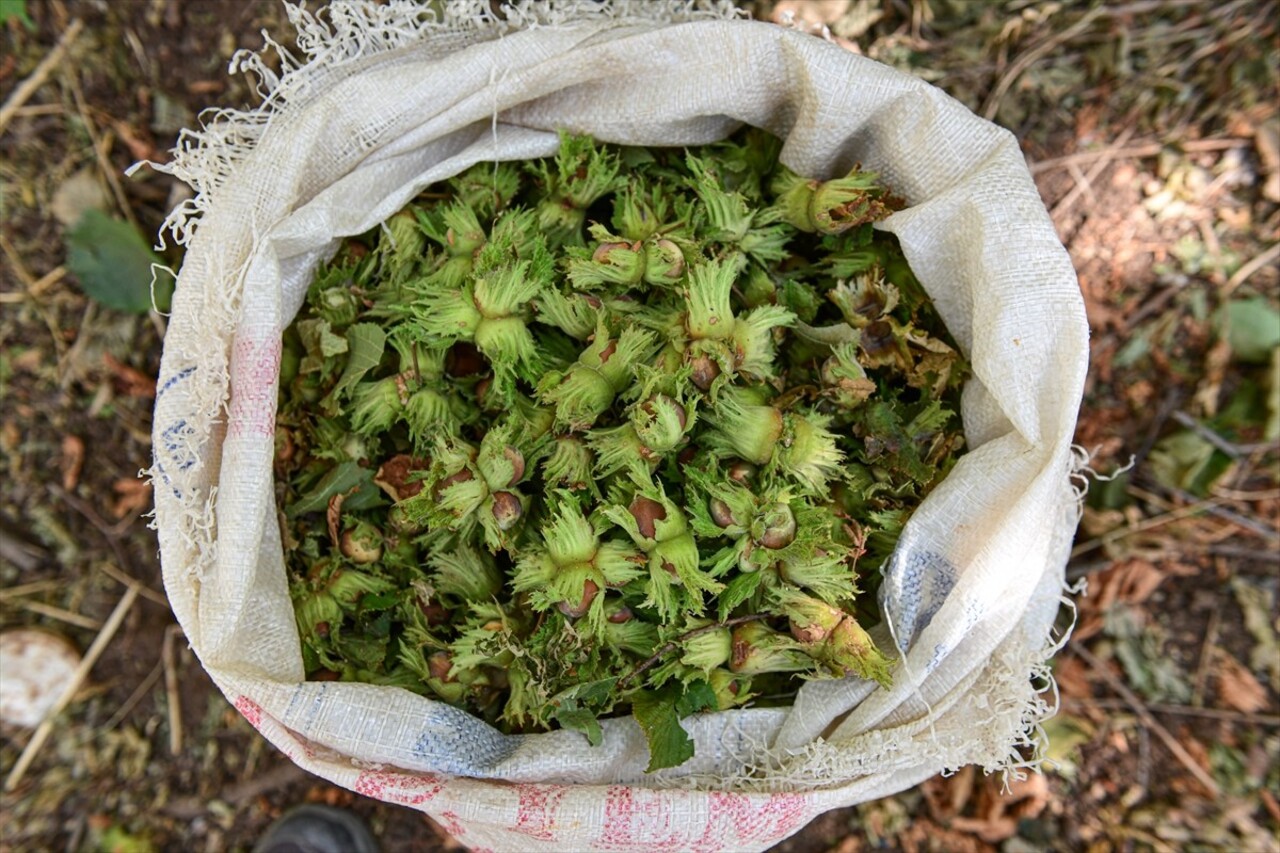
[1,1,1277,851]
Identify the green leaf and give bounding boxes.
[632,689,695,773]
[552,706,604,746]
[288,461,373,516]
[549,677,617,747]
[65,210,169,313]
[674,680,718,717]
[99,824,156,853]
[1219,298,1280,364]
[336,479,386,513]
[1147,430,1232,497]
[557,676,619,706]
[358,591,401,613]
[335,632,388,670]
[297,318,349,376]
[905,399,953,439]
[0,0,36,31]
[325,323,386,408]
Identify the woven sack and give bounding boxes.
[148,2,1088,849]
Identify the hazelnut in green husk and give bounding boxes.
[280,127,969,773]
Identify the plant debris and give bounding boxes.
[275,128,968,770]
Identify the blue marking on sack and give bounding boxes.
[156,365,196,400]
[881,548,958,652]
[409,704,517,775]
[153,366,199,499]
[284,682,329,730]
[159,419,198,471]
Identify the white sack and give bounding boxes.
[148,1,1088,849]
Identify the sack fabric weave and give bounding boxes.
[148,1,1088,849]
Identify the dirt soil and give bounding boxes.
[2,1,1277,852]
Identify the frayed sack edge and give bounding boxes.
[130,0,743,252]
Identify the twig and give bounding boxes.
[65,71,138,231]
[0,533,49,577]
[1223,242,1280,297]
[28,266,66,299]
[1065,160,1098,208]
[1070,495,1223,558]
[1070,642,1222,798]
[1063,697,1280,727]
[99,561,169,608]
[0,18,84,136]
[1212,486,1280,501]
[163,625,183,756]
[10,103,63,118]
[1190,601,1222,708]
[1051,127,1136,221]
[163,763,308,819]
[64,813,88,853]
[1152,481,1280,544]
[102,658,164,732]
[4,584,140,792]
[1203,543,1280,563]
[1,267,67,304]
[982,6,1105,121]
[1065,558,1113,582]
[0,232,37,288]
[1171,410,1249,459]
[618,613,769,690]
[0,579,61,600]
[1136,724,1151,799]
[55,485,134,540]
[54,488,170,608]
[0,234,67,359]
[1121,280,1190,331]
[1028,137,1252,174]
[13,599,103,631]
[1133,387,1186,470]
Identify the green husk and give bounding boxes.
[276,128,969,772]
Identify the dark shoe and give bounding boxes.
[254,804,380,853]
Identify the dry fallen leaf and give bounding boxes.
[1074,558,1167,641]
[922,764,976,822]
[1170,728,1218,798]
[949,773,1051,843]
[1216,651,1270,714]
[103,353,158,398]
[110,478,152,519]
[60,434,85,492]
[110,119,159,163]
[1254,117,1280,203]
[1055,653,1093,699]
[897,820,992,853]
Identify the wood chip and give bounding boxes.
[1216,652,1269,714]
[60,434,85,492]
